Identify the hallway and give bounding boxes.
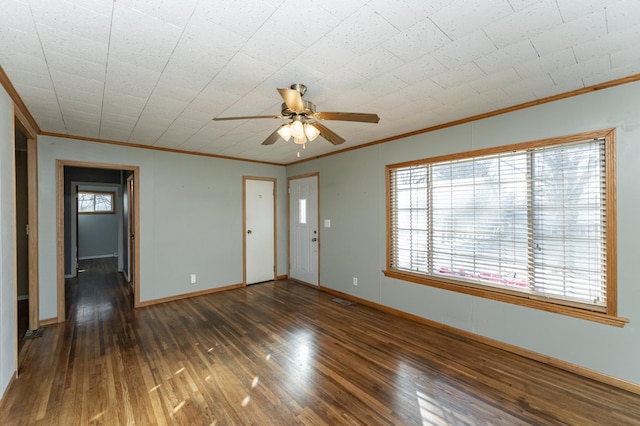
[65,258,132,326]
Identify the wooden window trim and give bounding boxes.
[385,128,628,327]
[78,190,116,214]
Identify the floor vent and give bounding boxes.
[332,297,353,306]
[24,328,45,340]
[437,329,470,342]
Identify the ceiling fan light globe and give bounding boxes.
[277,124,292,141]
[304,123,320,141]
[293,135,306,145]
[290,120,304,138]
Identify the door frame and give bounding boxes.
[242,176,277,285]
[127,173,135,287]
[56,160,140,322]
[287,172,320,287]
[13,110,39,332]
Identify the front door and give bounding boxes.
[289,175,319,286]
[245,178,276,284]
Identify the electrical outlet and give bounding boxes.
[190,274,197,285]
[353,277,358,286]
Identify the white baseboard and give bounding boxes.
[79,254,117,260]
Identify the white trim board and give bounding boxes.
[78,254,117,260]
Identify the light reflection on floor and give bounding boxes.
[393,357,468,425]
[75,302,115,323]
[241,396,251,407]
[239,329,318,409]
[89,411,105,422]
[290,329,315,382]
[173,400,186,414]
[416,389,449,425]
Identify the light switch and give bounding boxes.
[324,219,331,228]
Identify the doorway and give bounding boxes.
[288,174,319,286]
[13,116,39,358]
[244,177,276,285]
[57,161,140,323]
[14,127,28,350]
[74,183,121,269]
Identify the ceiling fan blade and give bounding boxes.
[213,115,283,121]
[312,122,345,145]
[315,111,380,123]
[277,88,305,113]
[261,127,282,145]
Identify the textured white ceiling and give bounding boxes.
[1,0,639,164]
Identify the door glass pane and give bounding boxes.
[299,198,307,224]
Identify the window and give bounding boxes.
[385,130,625,326]
[78,191,115,214]
[299,198,307,224]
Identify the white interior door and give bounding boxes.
[245,178,275,284]
[289,175,319,286]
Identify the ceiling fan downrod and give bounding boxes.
[290,83,307,96]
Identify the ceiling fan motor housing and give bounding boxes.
[281,99,316,118]
[281,83,315,117]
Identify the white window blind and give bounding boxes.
[389,138,608,311]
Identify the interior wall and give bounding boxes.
[37,137,288,320]
[77,184,119,260]
[286,81,640,387]
[0,84,16,399]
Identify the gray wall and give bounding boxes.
[77,185,119,259]
[37,137,288,317]
[287,81,640,386]
[64,167,121,274]
[0,81,16,399]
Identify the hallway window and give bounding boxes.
[78,191,115,214]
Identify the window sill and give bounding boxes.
[383,269,629,328]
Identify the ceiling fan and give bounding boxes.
[213,84,380,152]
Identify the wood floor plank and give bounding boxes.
[2,258,640,425]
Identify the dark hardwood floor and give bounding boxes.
[2,258,639,425]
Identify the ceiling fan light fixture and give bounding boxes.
[290,118,304,138]
[293,135,306,145]
[304,123,320,141]
[277,123,291,141]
